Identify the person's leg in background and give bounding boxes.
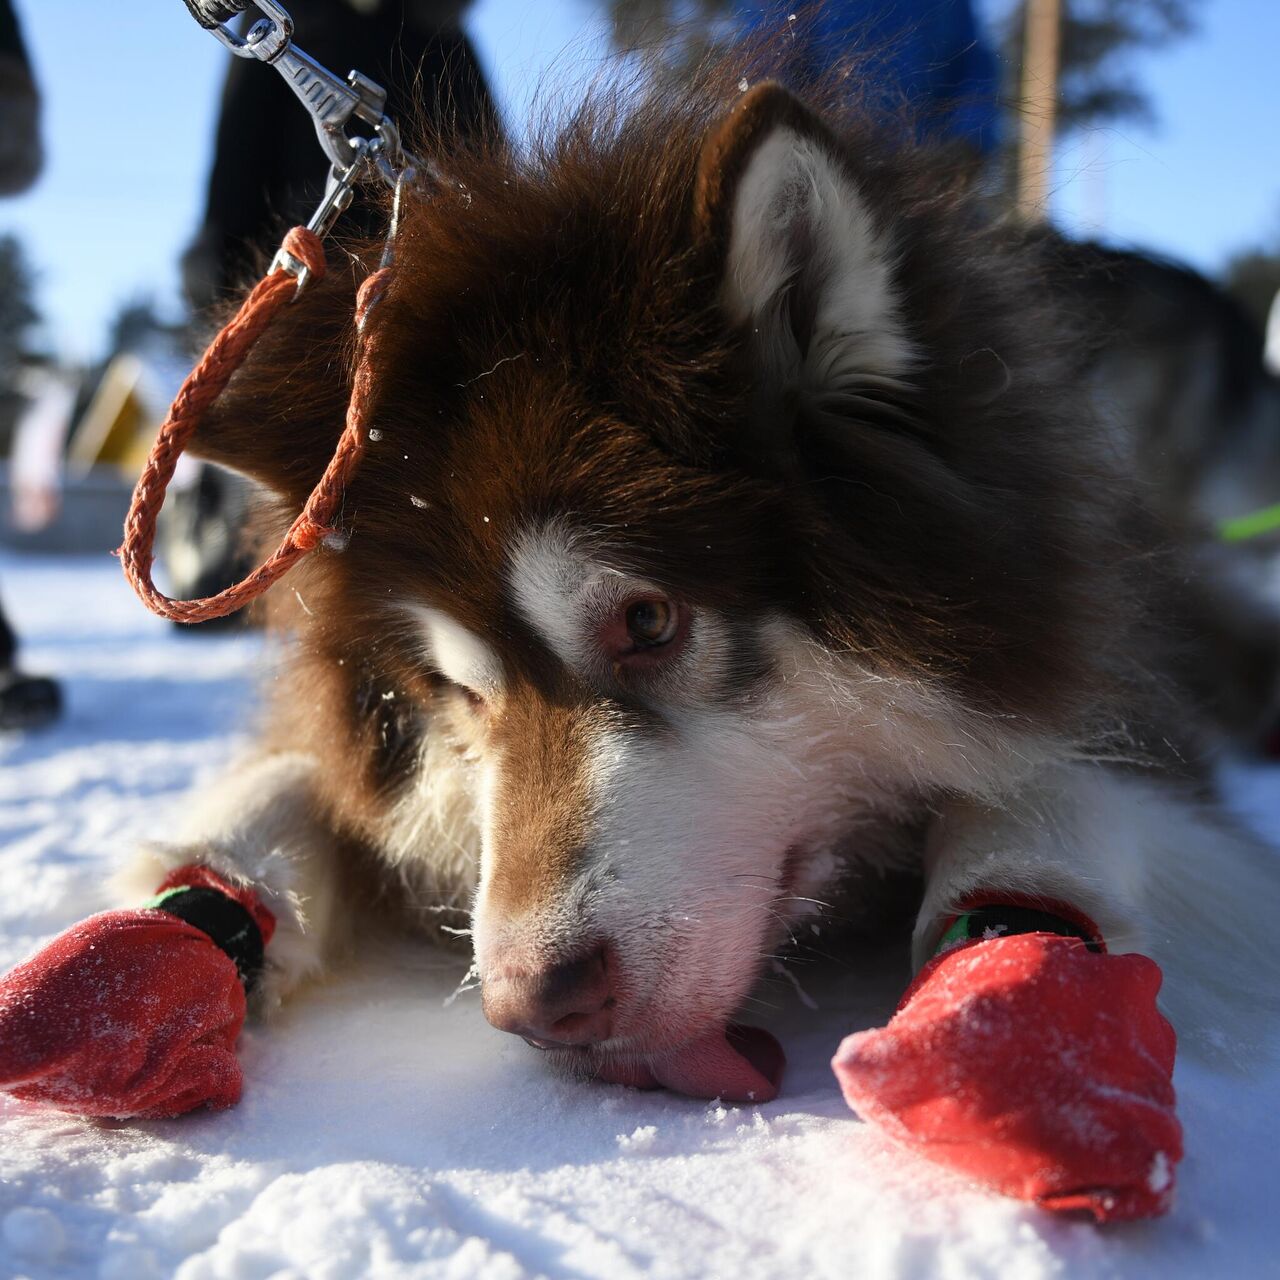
[0,0,61,730]
[0,0,41,196]
[0,595,61,731]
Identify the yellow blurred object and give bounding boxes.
[66,355,160,477]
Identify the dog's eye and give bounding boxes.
[456,685,487,713]
[600,594,688,668]
[436,677,486,715]
[625,598,678,648]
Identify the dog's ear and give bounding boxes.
[694,83,913,422]
[189,266,359,506]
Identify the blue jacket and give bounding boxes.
[737,1,1002,151]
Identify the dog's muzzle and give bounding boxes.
[481,941,617,1048]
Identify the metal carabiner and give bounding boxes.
[186,0,422,296]
[269,139,370,292]
[269,121,418,293]
[204,0,389,174]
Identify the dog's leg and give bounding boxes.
[911,761,1280,1053]
[0,752,353,1119]
[836,762,1280,1221]
[114,750,352,1012]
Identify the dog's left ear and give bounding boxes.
[694,83,913,413]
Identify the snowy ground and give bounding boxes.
[1,551,1278,1280]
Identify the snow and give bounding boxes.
[1,551,1279,1280]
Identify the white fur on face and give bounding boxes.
[473,520,1061,1048]
[549,621,1071,1048]
[724,125,915,401]
[505,524,595,670]
[506,522,735,700]
[410,605,505,700]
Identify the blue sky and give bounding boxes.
[1,0,1277,361]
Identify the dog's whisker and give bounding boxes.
[443,963,482,1008]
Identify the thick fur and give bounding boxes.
[123,62,1280,1071]
[1045,236,1280,536]
[1040,235,1280,744]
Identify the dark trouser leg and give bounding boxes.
[0,0,42,197]
[0,593,60,729]
[0,597,17,670]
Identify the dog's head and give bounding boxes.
[195,79,1119,1077]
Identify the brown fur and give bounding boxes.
[484,683,601,916]
[187,55,1219,909]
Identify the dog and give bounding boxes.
[1040,235,1280,748]
[98,65,1280,1121]
[1046,237,1280,540]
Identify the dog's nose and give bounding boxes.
[482,944,616,1046]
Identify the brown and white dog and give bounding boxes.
[119,70,1280,1085]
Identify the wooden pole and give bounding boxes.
[1017,0,1062,222]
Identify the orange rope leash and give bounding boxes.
[118,226,389,624]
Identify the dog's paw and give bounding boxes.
[0,908,249,1119]
[832,933,1182,1222]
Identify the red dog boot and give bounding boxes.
[832,902,1182,1223]
[0,866,274,1119]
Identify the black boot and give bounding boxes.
[0,668,60,731]
[0,597,60,730]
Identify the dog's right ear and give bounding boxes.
[189,266,359,506]
[693,83,914,421]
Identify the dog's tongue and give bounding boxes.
[596,1024,784,1103]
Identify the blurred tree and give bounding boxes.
[994,0,1202,214]
[1223,242,1280,336]
[0,233,37,386]
[604,0,734,77]
[999,0,1201,136]
[105,294,182,360]
[602,0,1200,130]
[598,0,1213,234]
[0,233,39,452]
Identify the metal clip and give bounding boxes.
[269,140,371,293]
[205,0,389,174]
[193,0,420,297]
[380,162,417,272]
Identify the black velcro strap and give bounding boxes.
[938,904,1104,954]
[151,886,266,992]
[182,0,250,30]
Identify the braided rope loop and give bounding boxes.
[118,228,385,623]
